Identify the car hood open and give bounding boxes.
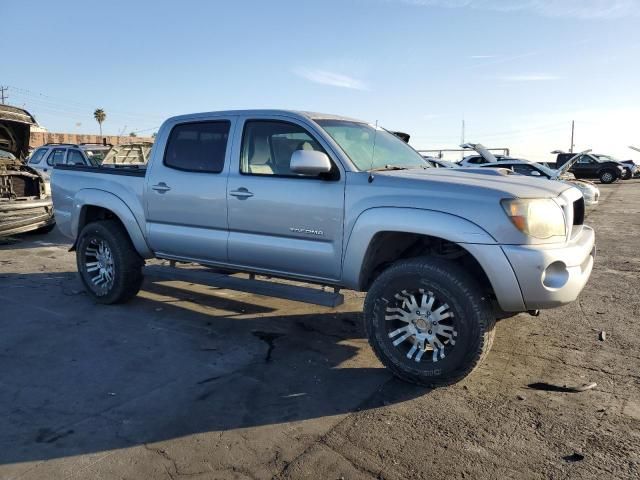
[0,105,37,160]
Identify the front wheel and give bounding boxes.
[364,257,495,387]
[76,220,144,304]
[599,170,616,184]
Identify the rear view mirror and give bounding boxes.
[290,150,332,176]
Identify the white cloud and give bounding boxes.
[293,68,368,90]
[399,0,640,19]
[494,74,561,81]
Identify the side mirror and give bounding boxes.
[290,150,332,176]
[530,170,542,176]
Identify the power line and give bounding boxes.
[0,86,8,104]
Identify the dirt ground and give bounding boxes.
[1,180,639,480]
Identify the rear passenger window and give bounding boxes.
[28,148,48,164]
[164,121,230,173]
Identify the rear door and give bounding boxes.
[145,117,235,262]
[226,116,345,281]
[35,148,66,182]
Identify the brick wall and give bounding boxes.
[30,132,154,148]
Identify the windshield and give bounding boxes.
[316,120,428,171]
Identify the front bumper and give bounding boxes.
[501,226,595,310]
[0,198,55,236]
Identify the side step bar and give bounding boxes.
[144,264,345,308]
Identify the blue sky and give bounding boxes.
[4,0,640,161]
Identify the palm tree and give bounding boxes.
[93,108,106,137]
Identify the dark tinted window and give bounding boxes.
[241,120,328,177]
[466,157,486,164]
[511,164,536,175]
[29,148,48,164]
[164,121,230,173]
[578,155,595,164]
[47,148,66,166]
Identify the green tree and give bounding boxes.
[129,132,137,137]
[93,108,106,136]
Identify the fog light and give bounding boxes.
[542,261,569,289]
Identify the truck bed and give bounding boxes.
[51,164,147,242]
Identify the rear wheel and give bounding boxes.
[76,220,144,304]
[364,257,495,387]
[599,170,616,184]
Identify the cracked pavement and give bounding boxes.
[1,180,639,479]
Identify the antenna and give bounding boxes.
[368,120,379,183]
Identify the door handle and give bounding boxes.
[229,188,254,199]
[151,182,171,193]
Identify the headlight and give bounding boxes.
[501,198,566,239]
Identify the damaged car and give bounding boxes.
[0,105,55,236]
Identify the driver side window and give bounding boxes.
[240,120,331,178]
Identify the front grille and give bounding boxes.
[573,197,585,226]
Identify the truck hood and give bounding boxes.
[377,167,571,199]
[0,105,37,160]
[361,168,578,245]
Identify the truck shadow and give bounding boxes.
[0,271,430,466]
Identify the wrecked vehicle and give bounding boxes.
[0,105,55,236]
[51,110,595,387]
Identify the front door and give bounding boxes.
[145,118,235,262]
[572,155,597,178]
[226,118,345,281]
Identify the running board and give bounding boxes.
[144,265,344,308]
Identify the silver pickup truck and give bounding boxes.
[52,110,595,386]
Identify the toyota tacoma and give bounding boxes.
[51,110,595,386]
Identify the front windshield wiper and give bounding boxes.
[369,164,427,172]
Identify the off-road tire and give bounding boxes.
[76,220,144,304]
[599,170,616,184]
[364,257,496,387]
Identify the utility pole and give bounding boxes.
[569,120,575,153]
[0,86,8,104]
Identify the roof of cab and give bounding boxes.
[164,109,365,125]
